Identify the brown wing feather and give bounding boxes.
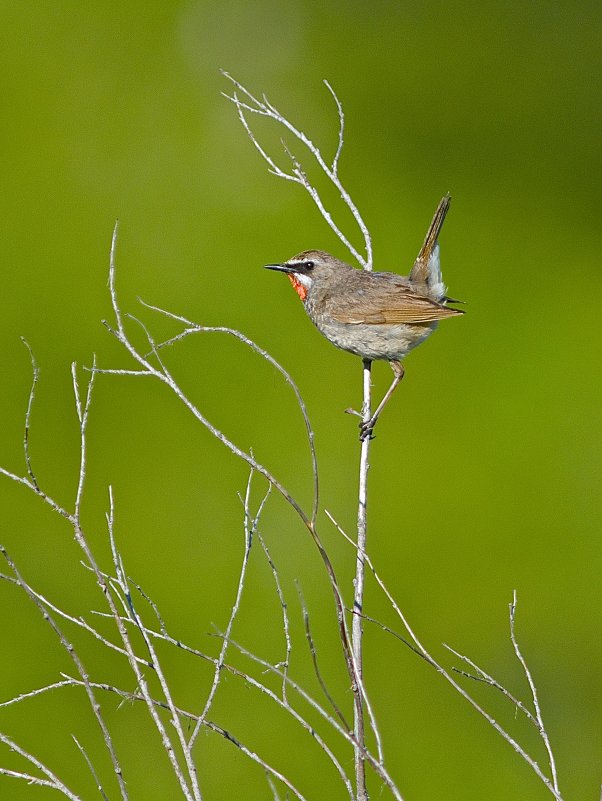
[330,274,463,325]
[359,304,462,324]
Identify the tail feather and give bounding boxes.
[410,194,451,299]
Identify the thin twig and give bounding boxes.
[105,490,202,801]
[72,357,96,523]
[0,680,75,708]
[101,237,371,782]
[444,644,538,726]
[353,358,372,800]
[73,736,110,801]
[0,547,128,801]
[21,338,40,490]
[298,585,350,732]
[510,592,560,796]
[0,732,81,800]
[0,569,153,668]
[221,72,372,269]
[0,346,71,521]
[327,510,565,801]
[220,636,403,801]
[266,772,283,801]
[139,302,319,530]
[130,580,169,637]
[190,468,259,749]
[221,76,379,799]
[256,529,291,702]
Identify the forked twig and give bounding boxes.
[298,585,351,732]
[327,508,565,801]
[256,530,291,701]
[0,732,81,800]
[223,73,377,800]
[509,592,560,796]
[105,491,202,800]
[140,299,319,530]
[0,546,129,801]
[0,73,569,801]
[67,678,310,801]
[99,227,381,787]
[221,71,372,270]
[190,469,270,749]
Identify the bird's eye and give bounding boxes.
[305,261,314,270]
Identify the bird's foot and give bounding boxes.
[347,408,377,440]
[359,418,377,441]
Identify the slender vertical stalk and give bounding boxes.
[353,358,372,800]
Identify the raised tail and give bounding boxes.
[409,194,451,299]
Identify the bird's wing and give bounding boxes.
[330,274,463,325]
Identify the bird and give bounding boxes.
[264,195,464,440]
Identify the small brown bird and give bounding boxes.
[265,195,464,439]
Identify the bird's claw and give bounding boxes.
[359,419,376,441]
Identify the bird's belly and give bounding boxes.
[313,318,437,361]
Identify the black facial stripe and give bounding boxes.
[287,260,314,273]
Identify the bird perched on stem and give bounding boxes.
[265,195,464,440]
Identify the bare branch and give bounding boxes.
[0,732,81,801]
[326,511,565,801]
[72,357,96,522]
[256,529,291,701]
[220,636,403,801]
[105,496,202,801]
[67,679,310,801]
[221,72,372,269]
[21,338,40,490]
[100,252,372,782]
[222,77,381,799]
[189,468,258,749]
[102,247,314,532]
[327,84,344,174]
[510,592,561,796]
[444,644,538,726]
[0,768,78,797]
[298,585,350,732]
[0,680,75,709]
[138,301,319,529]
[73,736,110,801]
[0,548,128,800]
[352,359,373,799]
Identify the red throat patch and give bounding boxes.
[288,274,307,301]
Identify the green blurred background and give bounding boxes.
[0,2,600,799]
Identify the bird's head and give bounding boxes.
[264,250,345,301]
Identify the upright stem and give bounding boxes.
[353,358,372,801]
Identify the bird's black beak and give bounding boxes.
[264,262,296,274]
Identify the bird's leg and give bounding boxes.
[359,360,405,441]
